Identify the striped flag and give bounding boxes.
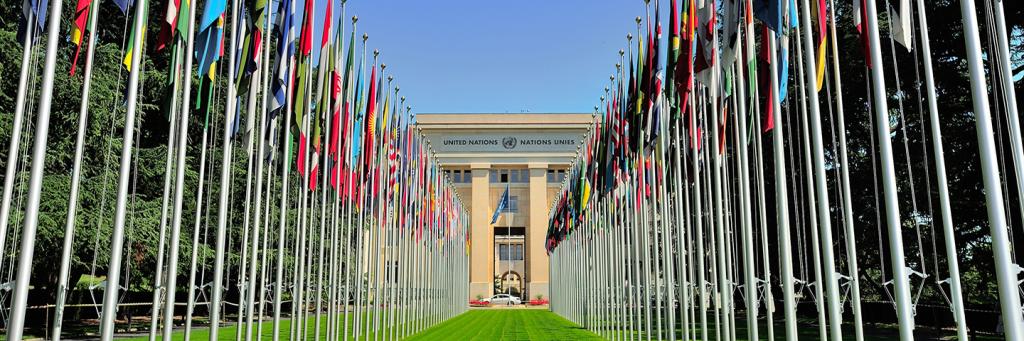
[69,0,92,75]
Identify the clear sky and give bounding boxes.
[303,0,665,115]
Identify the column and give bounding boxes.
[470,163,492,300]
[527,163,549,301]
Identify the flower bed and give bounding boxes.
[469,299,490,307]
[528,299,549,306]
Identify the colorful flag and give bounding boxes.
[69,0,92,75]
[122,5,148,73]
[19,0,48,42]
[814,0,827,92]
[270,0,295,116]
[155,0,180,51]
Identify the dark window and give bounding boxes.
[499,244,524,260]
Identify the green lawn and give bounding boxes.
[117,310,420,341]
[406,309,601,340]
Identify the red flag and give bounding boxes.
[298,0,313,56]
[760,26,775,132]
[321,0,332,47]
[69,0,91,75]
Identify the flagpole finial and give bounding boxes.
[382,64,387,70]
[406,106,411,112]
[604,86,610,93]
[618,49,624,56]
[363,33,369,41]
[627,34,632,41]
[353,15,358,23]
[635,16,642,25]
[388,75,394,82]
[373,49,379,57]
[401,96,406,102]
[600,96,605,102]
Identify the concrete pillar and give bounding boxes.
[527,163,549,301]
[470,163,492,300]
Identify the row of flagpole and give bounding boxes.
[2,0,472,339]
[546,0,1023,340]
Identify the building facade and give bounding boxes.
[416,113,592,301]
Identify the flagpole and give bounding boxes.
[244,6,275,334]
[0,9,36,279]
[209,0,242,334]
[761,27,798,340]
[988,0,1024,226]
[911,1,968,339]
[147,34,183,341]
[53,0,104,337]
[161,0,199,337]
[96,0,146,338]
[794,0,846,338]
[957,0,1024,338]
[822,1,864,340]
[272,0,297,331]
[5,0,63,335]
[860,0,915,338]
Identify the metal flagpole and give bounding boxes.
[272,0,297,330]
[243,0,276,337]
[861,0,915,338]
[824,0,864,339]
[691,90,708,341]
[53,0,104,337]
[148,36,184,341]
[184,122,212,338]
[794,0,846,338]
[793,20,828,339]
[0,5,36,282]
[913,1,967,338]
[5,0,64,335]
[161,0,200,336]
[210,0,242,334]
[957,0,1024,338]
[767,26,798,341]
[96,0,145,337]
[988,0,1024,226]
[733,46,759,341]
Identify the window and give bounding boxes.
[490,170,498,182]
[507,196,519,213]
[499,244,524,260]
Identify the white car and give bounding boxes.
[482,294,522,305]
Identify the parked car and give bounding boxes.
[482,294,522,305]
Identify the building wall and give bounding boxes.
[416,113,592,301]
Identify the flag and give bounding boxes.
[890,0,912,51]
[195,16,224,122]
[752,0,781,31]
[721,0,742,66]
[270,0,295,116]
[196,0,226,77]
[19,0,48,43]
[155,0,180,51]
[760,26,775,132]
[490,184,510,224]
[112,0,132,14]
[122,4,148,73]
[69,0,92,75]
[852,0,871,67]
[298,0,314,57]
[814,0,827,91]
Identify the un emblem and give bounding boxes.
[502,136,517,150]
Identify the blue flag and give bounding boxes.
[491,185,510,225]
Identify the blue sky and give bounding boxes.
[300,0,665,114]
